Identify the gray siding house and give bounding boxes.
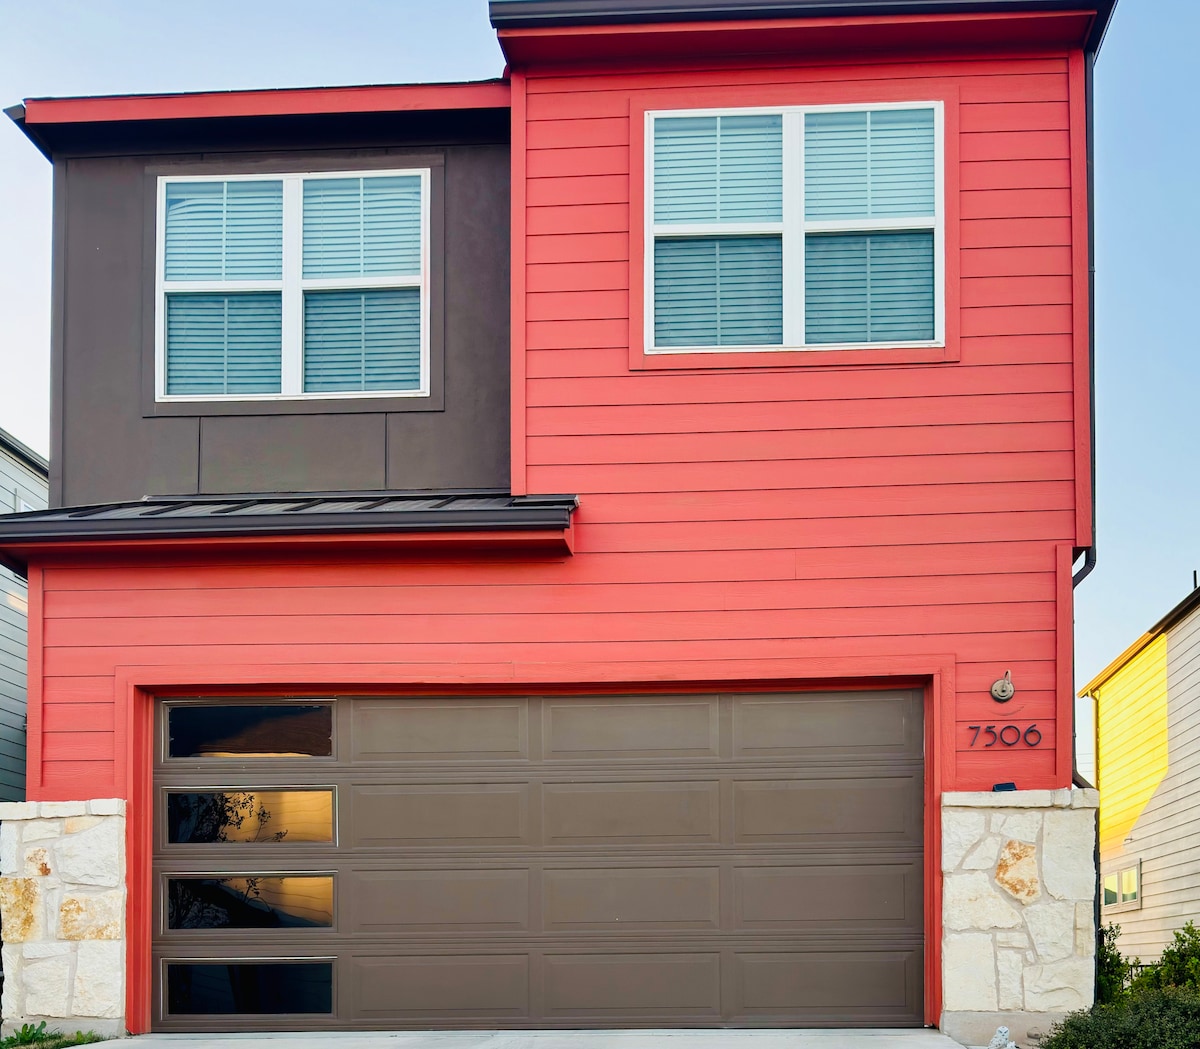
[0,427,49,802]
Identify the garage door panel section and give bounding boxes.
[734,860,924,928]
[349,954,531,1018]
[543,697,720,760]
[153,690,924,1030]
[351,868,532,932]
[731,950,925,1025]
[351,698,530,762]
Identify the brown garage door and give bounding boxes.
[152,690,924,1031]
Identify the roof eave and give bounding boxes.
[1079,586,1200,697]
[0,425,49,477]
[488,0,1117,52]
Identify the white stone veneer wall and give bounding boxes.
[941,789,1099,1048]
[0,800,125,1038]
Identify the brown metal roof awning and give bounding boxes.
[0,491,579,576]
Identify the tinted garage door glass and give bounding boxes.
[153,691,924,1031]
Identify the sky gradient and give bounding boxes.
[0,0,1191,774]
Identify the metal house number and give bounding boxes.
[968,724,1043,748]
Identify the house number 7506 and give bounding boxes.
[968,724,1042,748]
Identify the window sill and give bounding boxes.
[1102,901,1141,914]
[632,342,957,371]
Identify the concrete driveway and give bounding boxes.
[100,1031,971,1049]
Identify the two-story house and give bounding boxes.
[1080,585,1200,963]
[0,427,49,802]
[0,0,1114,1043]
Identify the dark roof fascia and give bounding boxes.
[489,0,1117,52]
[0,495,578,545]
[0,425,49,478]
[4,104,51,161]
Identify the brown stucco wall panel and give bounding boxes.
[198,414,387,494]
[56,132,510,504]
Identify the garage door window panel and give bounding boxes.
[166,702,334,759]
[165,789,335,845]
[166,875,335,931]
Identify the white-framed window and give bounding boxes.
[155,169,430,401]
[1103,862,1141,910]
[645,102,944,354]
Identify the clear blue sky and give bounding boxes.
[0,0,1192,770]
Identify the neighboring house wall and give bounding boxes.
[1093,602,1200,960]
[0,433,49,802]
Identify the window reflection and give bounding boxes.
[167,876,334,930]
[166,961,333,1015]
[166,790,334,845]
[168,704,333,758]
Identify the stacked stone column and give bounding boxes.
[941,789,1099,1048]
[0,800,125,1037]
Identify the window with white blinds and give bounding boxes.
[647,103,942,353]
[157,169,429,400]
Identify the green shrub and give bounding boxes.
[1097,922,1132,1004]
[1132,920,1200,994]
[1037,985,1200,1049]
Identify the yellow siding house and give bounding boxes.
[1081,588,1200,959]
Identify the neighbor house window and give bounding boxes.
[1103,862,1141,910]
[156,170,429,399]
[645,103,943,353]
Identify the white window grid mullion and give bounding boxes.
[934,102,946,346]
[782,110,804,348]
[803,216,938,234]
[651,222,783,237]
[280,176,303,395]
[299,275,422,292]
[161,280,283,293]
[155,177,167,398]
[420,167,431,396]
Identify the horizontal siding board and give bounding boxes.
[959,101,1070,132]
[43,540,1057,593]
[526,452,1074,493]
[527,174,629,207]
[528,203,629,235]
[960,159,1070,191]
[529,391,1073,434]
[528,261,629,293]
[960,130,1069,162]
[527,289,629,322]
[961,246,1073,278]
[528,145,631,177]
[960,276,1071,308]
[527,117,629,149]
[45,572,1056,620]
[527,232,629,264]
[526,364,1073,406]
[528,421,1075,465]
[41,632,1059,680]
[960,189,1071,220]
[961,217,1072,249]
[960,305,1072,337]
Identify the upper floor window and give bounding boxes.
[156,169,430,401]
[645,103,943,355]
